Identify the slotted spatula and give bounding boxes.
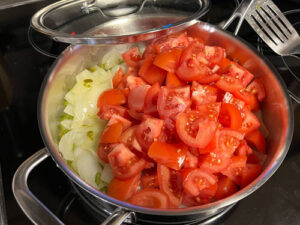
[224,0,300,56]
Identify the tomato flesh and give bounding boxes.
[108,144,146,180]
[129,189,170,209]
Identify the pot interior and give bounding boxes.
[38,22,293,216]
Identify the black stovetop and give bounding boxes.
[1,0,300,224]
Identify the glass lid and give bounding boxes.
[31,0,210,45]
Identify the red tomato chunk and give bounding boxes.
[97,33,267,209]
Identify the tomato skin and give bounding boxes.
[176,111,217,148]
[144,82,160,115]
[215,176,237,200]
[108,173,140,201]
[181,168,218,196]
[128,85,150,112]
[108,143,146,180]
[129,189,170,209]
[107,115,132,131]
[153,48,183,73]
[97,89,126,109]
[219,103,243,130]
[245,129,266,153]
[100,122,123,143]
[166,72,185,88]
[142,64,167,85]
[215,75,244,93]
[148,142,188,170]
[113,68,125,88]
[157,86,191,119]
[247,79,266,102]
[157,164,183,208]
[139,54,155,77]
[241,163,262,187]
[122,47,141,68]
[136,117,164,151]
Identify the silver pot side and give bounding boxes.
[37,21,293,219]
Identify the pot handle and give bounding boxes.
[12,148,64,225]
[101,208,135,225]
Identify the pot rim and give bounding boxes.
[37,21,294,216]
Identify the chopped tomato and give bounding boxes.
[222,92,246,111]
[245,129,266,153]
[97,143,117,163]
[141,168,160,189]
[176,111,217,148]
[215,75,244,92]
[219,103,243,130]
[128,85,150,112]
[148,142,188,170]
[191,82,218,106]
[100,122,123,144]
[144,82,160,115]
[183,150,199,168]
[113,68,125,88]
[181,168,218,196]
[98,105,128,120]
[196,102,221,121]
[176,58,211,81]
[247,79,266,102]
[157,86,191,119]
[141,64,167,85]
[197,73,220,84]
[241,109,260,134]
[154,48,183,73]
[241,163,262,187]
[97,89,126,109]
[126,76,147,90]
[136,117,164,151]
[108,144,146,180]
[229,62,254,86]
[153,33,189,54]
[93,33,268,208]
[221,155,247,185]
[157,164,183,208]
[233,88,259,111]
[215,176,237,200]
[107,115,132,131]
[204,46,225,66]
[166,72,185,88]
[108,173,140,201]
[122,47,141,68]
[129,189,170,209]
[198,153,231,173]
[216,128,244,157]
[138,54,167,85]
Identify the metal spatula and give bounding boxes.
[226,0,300,56]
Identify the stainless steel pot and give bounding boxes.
[12,21,294,225]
